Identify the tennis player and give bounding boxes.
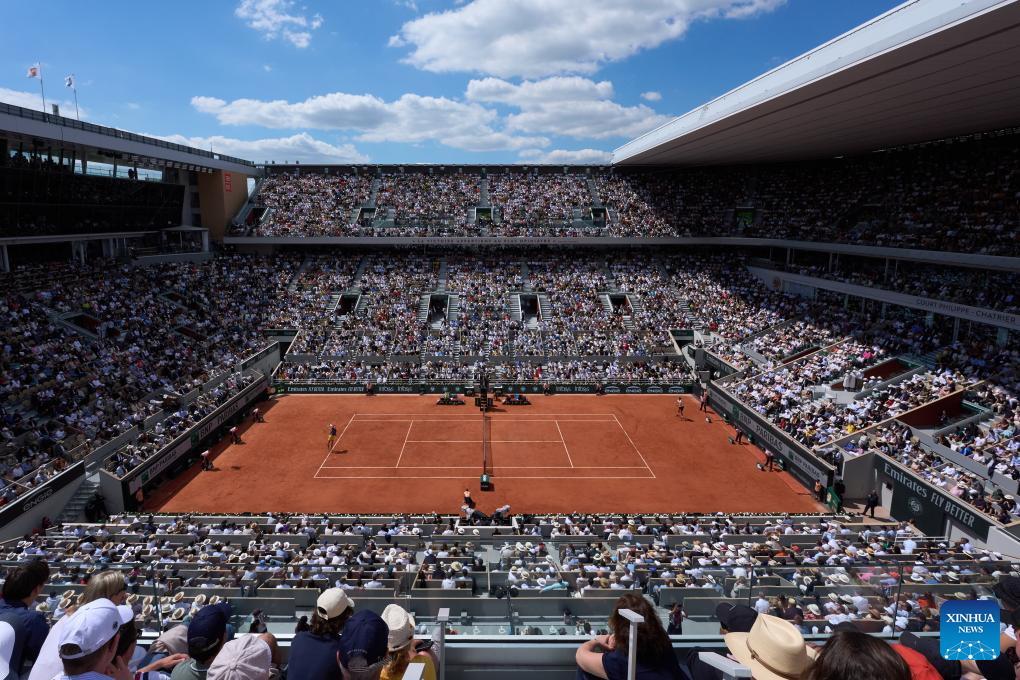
[327,423,337,451]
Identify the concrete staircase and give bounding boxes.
[538,295,552,324]
[509,294,522,321]
[351,255,370,288]
[447,295,461,324]
[57,474,100,524]
[587,178,602,207]
[286,256,312,292]
[417,295,431,323]
[520,263,531,291]
[436,258,449,291]
[623,295,644,331]
[479,178,490,206]
[368,178,381,206]
[599,294,614,315]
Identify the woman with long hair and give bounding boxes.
[28,570,130,680]
[575,592,685,680]
[803,629,911,680]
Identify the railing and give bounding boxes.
[0,101,254,167]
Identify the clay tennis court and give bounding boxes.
[149,395,823,514]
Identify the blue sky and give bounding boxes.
[1,0,902,164]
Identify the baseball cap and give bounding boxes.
[381,604,415,651]
[338,610,389,670]
[207,634,271,680]
[58,598,133,659]
[715,603,758,633]
[188,602,233,654]
[316,588,354,620]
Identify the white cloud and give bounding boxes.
[641,91,662,102]
[466,77,670,140]
[235,0,324,48]
[155,132,368,164]
[191,92,548,152]
[126,102,141,110]
[518,148,612,164]
[263,64,272,72]
[392,0,787,78]
[0,87,84,117]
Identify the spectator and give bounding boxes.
[30,569,128,680]
[53,598,134,680]
[380,604,439,680]
[0,560,50,678]
[575,592,687,680]
[170,602,233,680]
[206,634,276,680]
[287,589,354,680]
[723,614,816,680]
[337,610,390,680]
[805,629,911,680]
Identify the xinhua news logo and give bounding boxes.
[940,600,999,660]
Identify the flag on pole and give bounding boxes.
[26,64,40,78]
[64,74,74,88]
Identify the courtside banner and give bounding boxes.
[275,382,692,394]
[940,600,998,660]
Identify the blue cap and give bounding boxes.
[187,603,232,653]
[338,610,389,668]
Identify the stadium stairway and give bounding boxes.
[586,178,602,207]
[56,474,100,524]
[520,262,531,290]
[417,295,431,323]
[599,294,614,315]
[448,295,461,323]
[368,177,381,206]
[286,256,312,293]
[437,258,449,291]
[351,254,370,286]
[623,295,644,331]
[479,178,490,206]
[538,295,552,324]
[509,294,522,321]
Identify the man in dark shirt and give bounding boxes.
[0,559,50,678]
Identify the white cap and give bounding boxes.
[381,604,415,651]
[58,598,133,658]
[316,588,354,620]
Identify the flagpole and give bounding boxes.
[73,88,79,120]
[38,62,47,113]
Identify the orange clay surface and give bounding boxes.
[147,395,823,515]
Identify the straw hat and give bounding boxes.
[209,595,222,605]
[725,614,818,680]
[172,592,185,603]
[171,607,186,621]
[193,594,208,607]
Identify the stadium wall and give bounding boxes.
[0,463,85,540]
[198,170,250,241]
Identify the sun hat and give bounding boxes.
[57,598,133,659]
[207,634,272,680]
[381,604,416,651]
[725,614,818,680]
[316,588,354,620]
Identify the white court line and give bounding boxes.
[319,465,651,469]
[405,442,563,446]
[351,418,614,422]
[612,414,656,479]
[555,420,574,468]
[393,421,415,469]
[352,412,620,416]
[314,414,355,476]
[316,475,657,479]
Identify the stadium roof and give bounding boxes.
[613,0,1020,166]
